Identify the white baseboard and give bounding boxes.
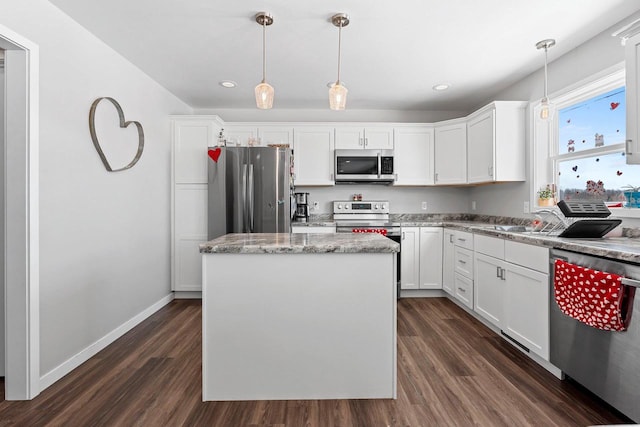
[400,289,445,298]
[39,293,175,391]
[173,291,202,299]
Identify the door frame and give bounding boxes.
[0,24,40,400]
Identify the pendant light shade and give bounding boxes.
[329,13,349,111]
[255,12,274,109]
[536,39,556,121]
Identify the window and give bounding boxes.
[532,67,640,216]
[554,86,639,204]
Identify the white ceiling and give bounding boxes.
[49,0,640,112]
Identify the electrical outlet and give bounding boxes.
[471,200,477,211]
[421,201,427,210]
[523,201,530,214]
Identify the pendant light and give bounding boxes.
[255,12,274,109]
[329,13,349,111]
[536,39,556,121]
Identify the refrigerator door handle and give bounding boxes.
[248,164,255,232]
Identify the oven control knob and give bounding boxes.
[345,204,349,209]
[381,204,387,210]
[337,204,342,210]
[374,204,379,209]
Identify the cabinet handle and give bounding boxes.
[330,173,334,180]
[458,238,466,242]
[488,165,493,177]
[626,139,633,156]
[434,173,438,182]
[457,287,466,293]
[500,268,506,280]
[458,259,467,264]
[365,138,369,147]
[496,266,501,278]
[622,277,640,288]
[449,234,454,243]
[402,232,405,240]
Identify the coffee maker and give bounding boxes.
[293,192,310,222]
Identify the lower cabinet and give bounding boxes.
[419,227,443,289]
[401,227,443,290]
[400,227,420,290]
[442,230,456,295]
[454,273,474,309]
[473,234,549,360]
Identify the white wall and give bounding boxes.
[469,11,640,227]
[0,62,5,377]
[299,185,470,215]
[0,0,192,377]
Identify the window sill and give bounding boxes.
[609,208,640,219]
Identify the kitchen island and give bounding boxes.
[200,232,399,401]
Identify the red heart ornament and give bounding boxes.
[610,102,620,110]
[208,147,222,163]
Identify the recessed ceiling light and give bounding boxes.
[219,80,237,88]
[432,84,450,91]
[327,81,347,88]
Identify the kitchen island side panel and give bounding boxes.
[202,252,396,401]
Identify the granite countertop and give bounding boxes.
[200,232,399,254]
[291,221,336,227]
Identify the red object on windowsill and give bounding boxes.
[352,228,388,236]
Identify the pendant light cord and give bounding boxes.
[336,22,342,85]
[262,19,267,83]
[543,46,548,99]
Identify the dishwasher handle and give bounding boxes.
[621,277,640,288]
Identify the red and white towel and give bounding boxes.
[554,260,633,331]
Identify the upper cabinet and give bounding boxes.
[394,126,434,185]
[172,117,219,184]
[466,101,526,184]
[259,126,294,146]
[293,126,335,186]
[626,33,640,164]
[434,121,467,185]
[335,126,394,150]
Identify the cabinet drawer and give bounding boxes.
[454,247,474,278]
[454,273,474,309]
[505,241,549,273]
[453,230,473,250]
[474,234,505,258]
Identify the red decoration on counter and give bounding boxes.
[352,228,387,236]
[553,260,633,331]
[208,147,222,163]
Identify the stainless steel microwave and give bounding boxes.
[334,149,395,184]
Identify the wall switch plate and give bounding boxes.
[523,201,530,214]
[471,201,477,211]
[421,201,427,210]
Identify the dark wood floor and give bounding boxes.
[0,298,630,426]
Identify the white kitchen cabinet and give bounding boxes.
[335,126,394,150]
[454,274,474,310]
[474,252,505,328]
[171,116,223,293]
[626,32,640,164]
[259,126,294,146]
[434,121,467,185]
[466,101,526,183]
[442,230,456,296]
[419,227,442,289]
[292,126,335,186]
[393,126,434,186]
[224,125,258,146]
[503,262,549,360]
[400,227,420,290]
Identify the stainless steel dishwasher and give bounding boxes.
[550,248,640,422]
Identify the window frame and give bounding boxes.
[530,64,640,218]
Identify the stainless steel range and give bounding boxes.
[333,200,401,295]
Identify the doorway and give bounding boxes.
[0,25,40,400]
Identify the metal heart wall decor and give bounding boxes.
[89,97,145,172]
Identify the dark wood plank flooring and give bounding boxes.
[0,298,630,426]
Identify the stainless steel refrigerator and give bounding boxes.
[208,146,292,239]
